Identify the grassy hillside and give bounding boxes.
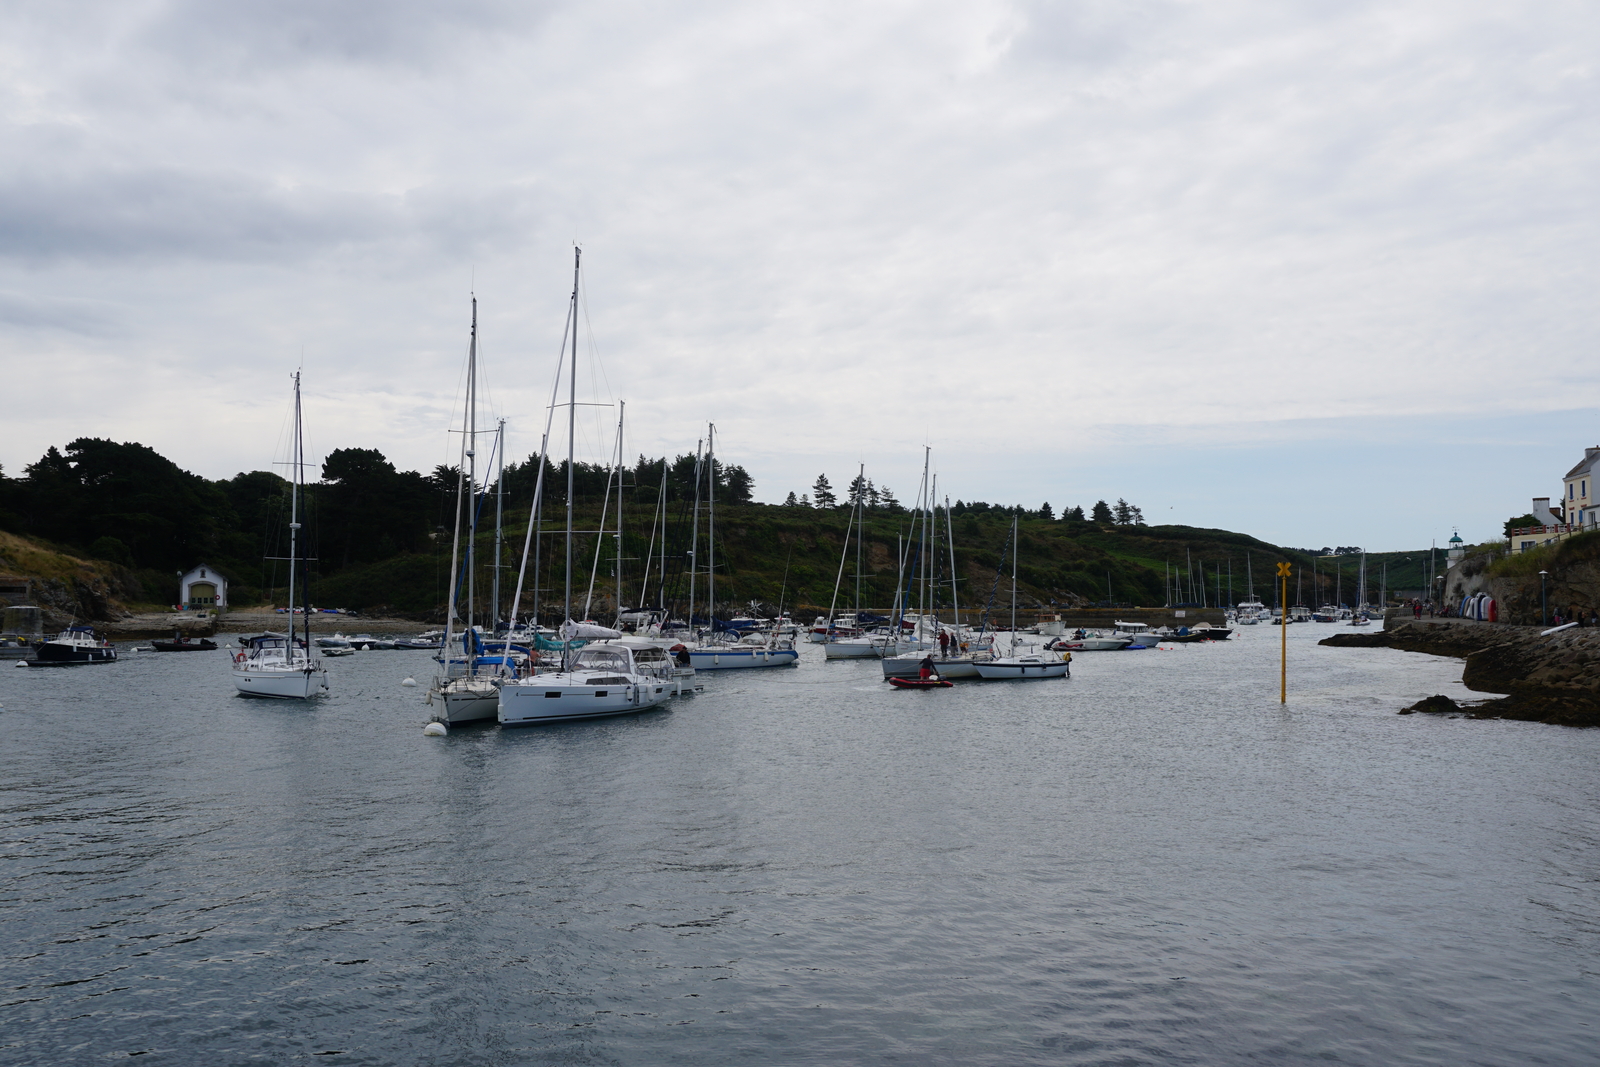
[296,503,1392,620]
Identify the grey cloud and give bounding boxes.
[0,165,548,264]
[136,0,561,73]
[0,289,119,335]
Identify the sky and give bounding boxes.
[1,0,1596,552]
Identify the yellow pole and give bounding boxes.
[1277,562,1292,703]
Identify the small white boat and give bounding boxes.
[822,632,895,659]
[1052,629,1133,651]
[881,653,983,679]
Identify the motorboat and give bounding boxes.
[888,676,953,689]
[317,634,352,649]
[31,626,117,665]
[394,636,443,650]
[1189,624,1232,640]
[152,634,218,652]
[1050,629,1132,651]
[687,634,800,670]
[1113,621,1164,647]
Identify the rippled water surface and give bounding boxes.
[4,626,1599,1065]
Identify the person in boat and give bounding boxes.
[938,629,950,656]
[919,654,938,681]
[1073,628,1086,640]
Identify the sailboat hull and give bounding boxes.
[429,680,502,723]
[232,665,329,699]
[688,647,800,670]
[973,658,1071,680]
[498,677,671,725]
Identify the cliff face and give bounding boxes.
[0,531,140,627]
[1322,618,1600,727]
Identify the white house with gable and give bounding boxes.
[179,565,227,611]
[1509,446,1600,554]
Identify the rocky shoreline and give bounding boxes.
[1320,617,1600,727]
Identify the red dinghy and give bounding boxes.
[888,677,953,689]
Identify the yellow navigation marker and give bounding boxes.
[1278,562,1291,702]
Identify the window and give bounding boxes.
[1571,484,1576,499]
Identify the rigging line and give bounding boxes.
[508,297,575,628]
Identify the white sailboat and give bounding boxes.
[232,372,329,700]
[973,519,1071,680]
[428,298,506,724]
[498,247,675,725]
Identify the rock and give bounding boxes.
[1320,633,1394,648]
[1402,694,1461,714]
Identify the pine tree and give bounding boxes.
[783,491,799,507]
[1114,498,1132,524]
[1128,503,1145,525]
[846,472,869,509]
[879,485,902,512]
[1091,499,1114,524]
[1039,502,1054,520]
[800,493,812,507]
[812,474,837,508]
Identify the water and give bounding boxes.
[3,627,1598,1065]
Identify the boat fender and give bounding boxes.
[1062,651,1072,662]
[422,721,448,737]
[401,676,417,687]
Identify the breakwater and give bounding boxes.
[1321,618,1600,726]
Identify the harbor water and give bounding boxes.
[3,626,1598,1065]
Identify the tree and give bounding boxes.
[1504,513,1538,536]
[879,485,902,512]
[783,491,800,507]
[1064,505,1085,522]
[812,474,836,508]
[1113,498,1131,524]
[1039,502,1054,520]
[800,493,812,507]
[847,472,870,509]
[721,464,754,504]
[1091,499,1113,524]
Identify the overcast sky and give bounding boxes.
[2,0,1596,551]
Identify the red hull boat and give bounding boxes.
[888,676,953,689]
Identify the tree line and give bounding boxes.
[0,437,754,605]
[781,474,1148,527]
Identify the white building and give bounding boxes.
[179,565,227,611]
[1563,446,1599,530]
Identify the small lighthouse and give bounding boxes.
[1446,531,1465,569]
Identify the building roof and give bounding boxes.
[1564,446,1600,480]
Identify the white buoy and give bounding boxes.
[422,721,447,737]
[401,676,417,687]
[13,661,26,668]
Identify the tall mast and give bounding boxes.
[945,495,960,632]
[492,417,505,630]
[688,439,702,629]
[465,296,478,659]
[288,371,302,650]
[615,401,625,621]
[707,422,716,631]
[565,248,579,642]
[854,463,864,615]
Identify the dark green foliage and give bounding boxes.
[1504,514,1539,536]
[1091,499,1114,524]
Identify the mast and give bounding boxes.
[1010,518,1019,652]
[944,495,960,633]
[707,422,716,632]
[288,371,302,652]
[615,401,625,622]
[465,296,478,667]
[688,439,702,631]
[492,417,505,630]
[565,248,579,651]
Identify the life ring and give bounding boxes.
[234,651,247,664]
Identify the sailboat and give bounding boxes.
[973,519,1071,680]
[232,372,330,700]
[681,422,800,671]
[498,248,677,725]
[427,298,511,724]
